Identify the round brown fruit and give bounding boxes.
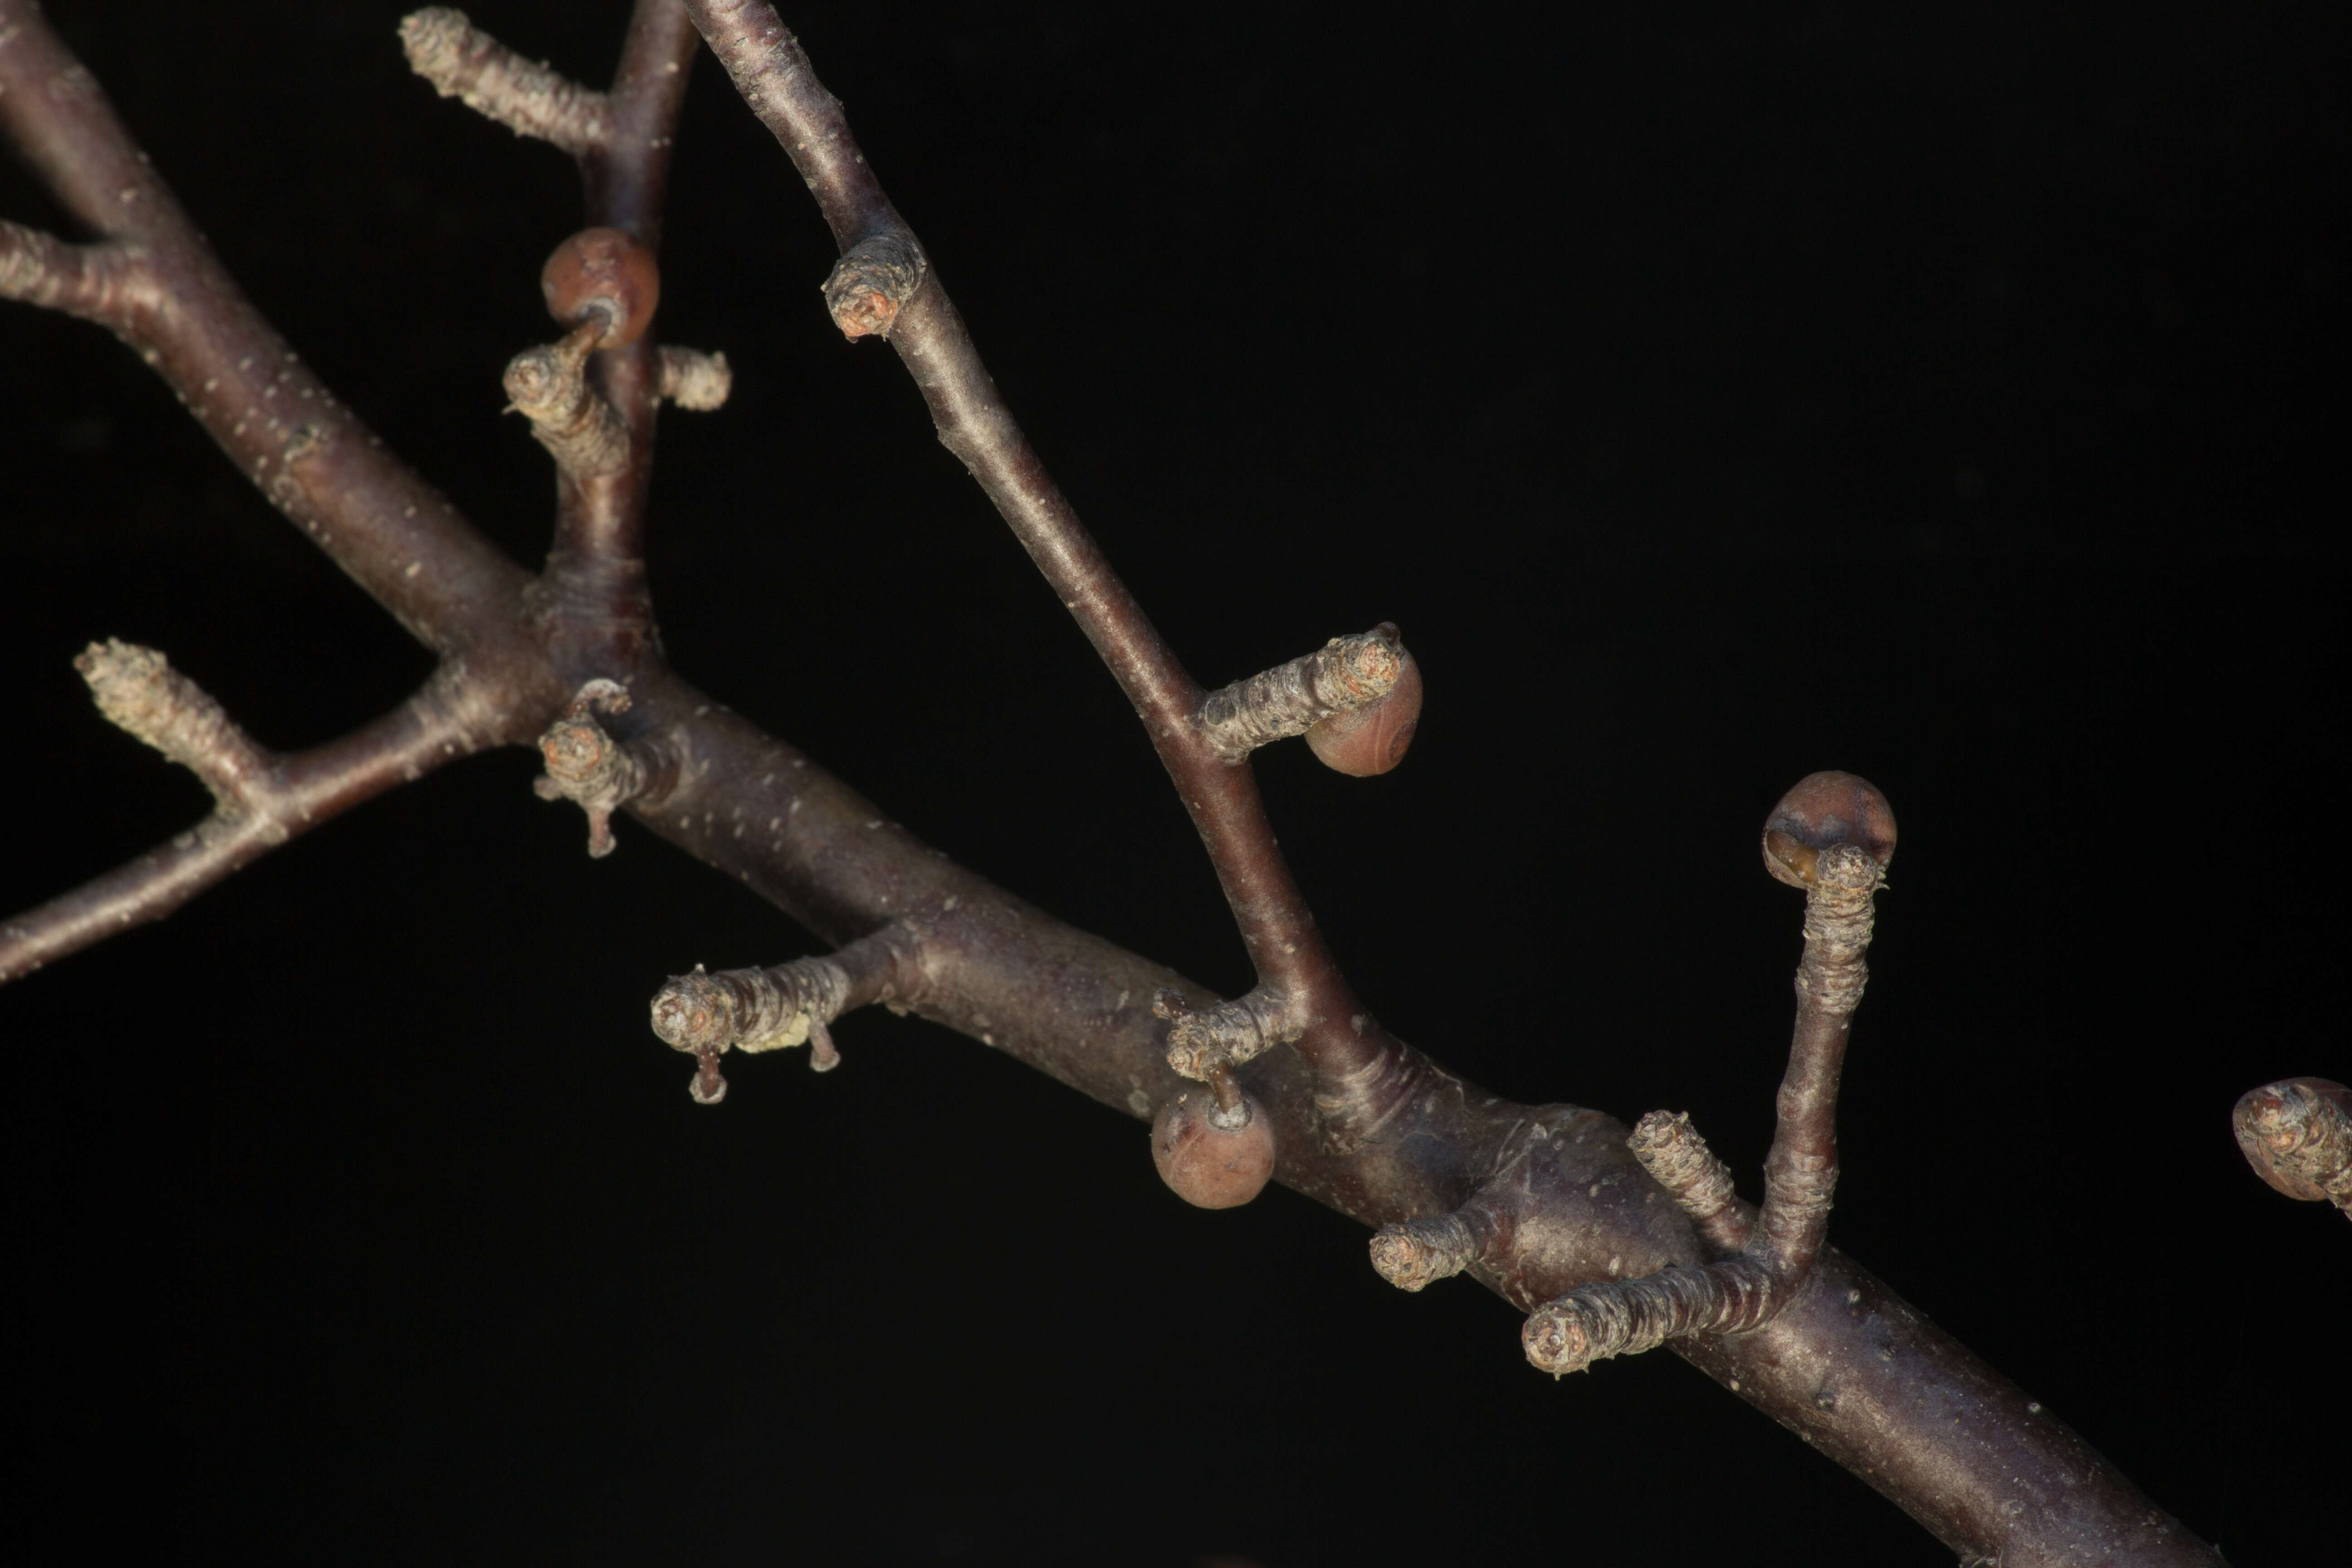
[1305,652,1423,777]
[1151,1090,1276,1209]
[1761,770,1896,889]
[2232,1078,2352,1203]
[541,226,660,348]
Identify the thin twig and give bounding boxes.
[1196,625,1408,764]
[1754,841,1880,1279]
[680,0,1395,1098]
[1154,985,1304,1078]
[0,0,535,660]
[399,7,613,157]
[0,222,151,319]
[1368,1203,1508,1291]
[0,652,503,983]
[1627,1110,1751,1254]
[0,13,2232,1560]
[549,0,703,675]
[1524,1259,1783,1372]
[75,640,276,813]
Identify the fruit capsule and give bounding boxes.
[541,226,660,348]
[1305,652,1423,777]
[1761,770,1896,889]
[1151,1088,1276,1209]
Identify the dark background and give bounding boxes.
[2,1,2345,1562]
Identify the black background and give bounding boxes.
[3,2,2346,1563]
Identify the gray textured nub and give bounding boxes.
[1196,626,1405,763]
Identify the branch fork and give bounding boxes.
[680,0,1410,1119]
[1369,773,1896,1376]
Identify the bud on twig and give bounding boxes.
[822,232,927,340]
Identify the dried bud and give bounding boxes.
[1305,652,1423,777]
[1151,1089,1276,1209]
[1762,770,1896,889]
[542,226,660,348]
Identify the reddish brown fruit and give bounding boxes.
[2233,1078,2352,1203]
[1762,770,1897,889]
[541,226,660,348]
[1305,652,1423,776]
[1151,1089,1276,1209]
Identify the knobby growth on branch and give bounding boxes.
[6,2,2323,1559]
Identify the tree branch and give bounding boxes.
[399,2,703,677]
[0,219,146,317]
[398,7,613,158]
[0,7,2240,1560]
[545,0,699,662]
[1518,773,1893,1372]
[605,667,2222,1566]
[0,0,534,660]
[679,0,1409,1125]
[1195,623,1420,769]
[0,644,512,983]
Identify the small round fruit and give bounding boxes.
[1762,770,1896,889]
[2232,1078,2351,1203]
[1306,652,1423,777]
[541,226,660,348]
[1152,1089,1276,1209]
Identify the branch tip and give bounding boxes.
[399,7,613,157]
[1628,1110,1750,1253]
[651,931,918,1099]
[1155,986,1303,1079]
[1524,1259,1780,1375]
[76,638,273,809]
[1369,1209,1490,1291]
[658,346,731,410]
[1196,624,1416,766]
